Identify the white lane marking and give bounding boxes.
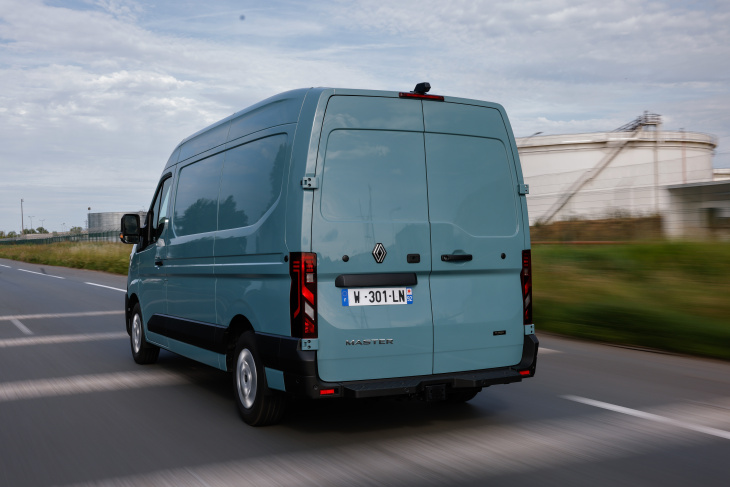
[0,264,12,268]
[540,347,561,354]
[85,282,126,292]
[58,402,716,487]
[655,399,730,432]
[10,318,33,335]
[17,268,65,279]
[0,370,188,403]
[0,332,127,348]
[0,310,123,321]
[563,395,730,441]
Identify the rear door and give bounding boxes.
[423,102,525,374]
[312,95,526,382]
[312,96,434,382]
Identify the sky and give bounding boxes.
[1,0,729,234]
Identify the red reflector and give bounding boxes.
[320,389,336,395]
[519,370,531,376]
[304,318,316,336]
[398,92,445,101]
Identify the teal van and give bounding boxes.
[121,84,538,426]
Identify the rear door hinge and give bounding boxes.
[301,176,319,190]
[518,183,530,195]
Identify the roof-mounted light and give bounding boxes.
[399,81,444,101]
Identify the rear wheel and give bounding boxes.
[130,304,159,364]
[233,332,286,426]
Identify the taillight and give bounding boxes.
[290,252,317,338]
[521,250,532,324]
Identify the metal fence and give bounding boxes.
[0,230,120,245]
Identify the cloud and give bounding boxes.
[326,0,730,84]
[0,0,728,232]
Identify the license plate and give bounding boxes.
[341,287,413,306]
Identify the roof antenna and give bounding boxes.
[413,82,431,94]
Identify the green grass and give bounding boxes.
[0,242,131,275]
[2,240,728,360]
[533,242,730,361]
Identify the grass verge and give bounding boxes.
[0,242,131,275]
[533,242,730,361]
[1,241,728,361]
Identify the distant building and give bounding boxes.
[714,169,730,181]
[516,113,722,238]
[88,212,146,233]
[664,181,730,239]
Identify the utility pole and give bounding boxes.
[20,199,24,236]
[28,215,35,231]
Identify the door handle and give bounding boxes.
[155,259,164,266]
[441,254,472,262]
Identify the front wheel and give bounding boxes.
[130,304,159,364]
[233,332,286,426]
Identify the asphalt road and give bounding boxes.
[1,257,729,487]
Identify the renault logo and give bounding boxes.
[372,243,387,263]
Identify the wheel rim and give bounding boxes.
[131,313,142,354]
[236,348,257,409]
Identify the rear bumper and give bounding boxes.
[256,333,539,399]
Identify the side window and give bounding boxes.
[151,177,172,242]
[173,154,224,236]
[139,176,171,251]
[218,134,288,231]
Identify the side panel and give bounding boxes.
[424,103,525,374]
[214,130,294,338]
[164,153,223,327]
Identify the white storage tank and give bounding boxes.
[516,114,717,225]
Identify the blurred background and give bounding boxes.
[1,0,728,362]
[1,0,729,235]
[1,2,729,486]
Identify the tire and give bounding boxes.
[130,303,160,365]
[446,388,481,403]
[233,332,286,426]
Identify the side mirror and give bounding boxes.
[120,214,140,244]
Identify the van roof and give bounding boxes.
[164,87,509,170]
